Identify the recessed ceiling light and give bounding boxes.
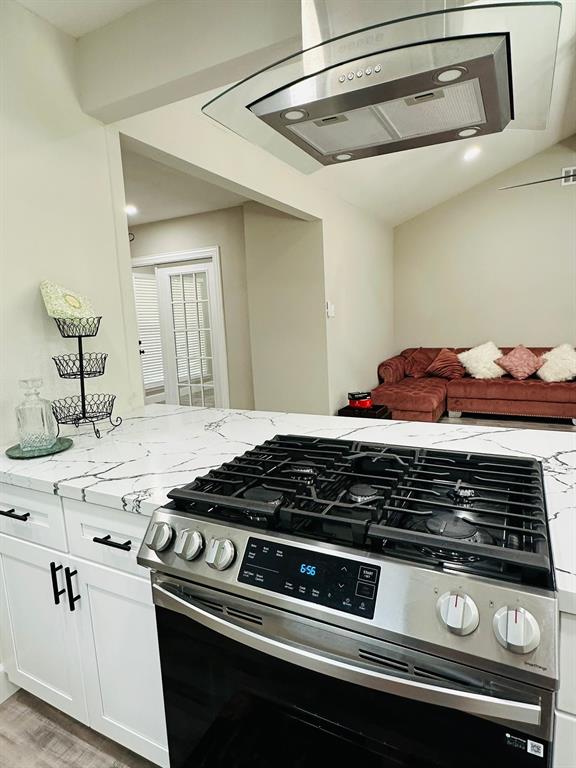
[458,127,480,138]
[282,109,307,121]
[463,146,482,162]
[435,67,466,83]
[125,204,138,216]
[334,153,352,161]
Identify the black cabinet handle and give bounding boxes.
[92,534,132,552]
[64,567,81,612]
[49,562,65,605]
[0,508,30,522]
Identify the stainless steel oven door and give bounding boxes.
[153,573,554,768]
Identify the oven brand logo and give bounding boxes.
[524,661,548,671]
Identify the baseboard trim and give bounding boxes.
[0,663,19,704]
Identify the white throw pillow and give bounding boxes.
[537,344,576,382]
[458,341,504,379]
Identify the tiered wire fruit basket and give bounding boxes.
[51,317,122,438]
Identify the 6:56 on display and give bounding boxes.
[299,564,317,576]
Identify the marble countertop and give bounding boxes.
[1,405,574,611]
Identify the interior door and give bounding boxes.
[71,556,168,767]
[0,535,87,721]
[157,262,229,409]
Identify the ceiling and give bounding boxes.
[121,146,248,226]
[17,0,154,37]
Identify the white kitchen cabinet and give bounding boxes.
[554,711,576,768]
[0,483,67,551]
[0,534,87,722]
[63,498,150,578]
[69,555,169,767]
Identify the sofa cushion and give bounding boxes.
[496,345,543,380]
[426,348,466,379]
[447,377,576,404]
[538,344,576,383]
[458,341,504,379]
[372,378,447,412]
[405,348,433,378]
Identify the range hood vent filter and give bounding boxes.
[287,78,487,157]
[288,109,395,154]
[377,79,485,140]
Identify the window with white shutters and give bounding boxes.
[132,270,165,393]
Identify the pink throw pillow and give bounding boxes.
[496,346,543,380]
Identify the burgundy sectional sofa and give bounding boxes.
[372,347,576,423]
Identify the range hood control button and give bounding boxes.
[374,64,381,73]
[206,538,236,571]
[175,529,204,561]
[437,592,479,636]
[338,75,346,83]
[493,607,540,654]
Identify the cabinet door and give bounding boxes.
[0,535,87,722]
[71,556,169,767]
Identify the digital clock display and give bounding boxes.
[238,538,381,619]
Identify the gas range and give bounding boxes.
[138,435,557,688]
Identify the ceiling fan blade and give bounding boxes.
[499,173,576,190]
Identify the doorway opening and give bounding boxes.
[132,250,229,407]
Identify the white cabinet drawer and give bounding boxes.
[63,500,149,578]
[0,484,66,552]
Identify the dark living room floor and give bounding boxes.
[440,413,575,432]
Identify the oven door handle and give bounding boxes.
[152,583,541,727]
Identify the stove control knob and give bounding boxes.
[206,538,236,571]
[175,529,204,561]
[493,606,540,654]
[437,592,479,636]
[145,522,174,553]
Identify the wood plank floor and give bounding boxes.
[0,690,157,768]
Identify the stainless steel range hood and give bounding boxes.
[249,36,511,165]
[202,2,561,172]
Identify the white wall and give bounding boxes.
[394,139,576,350]
[322,209,394,407]
[0,0,143,445]
[243,204,329,414]
[116,96,395,414]
[78,0,301,122]
[129,208,254,410]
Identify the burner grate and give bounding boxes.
[167,435,553,589]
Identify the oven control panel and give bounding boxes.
[238,537,380,619]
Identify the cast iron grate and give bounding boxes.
[167,434,552,589]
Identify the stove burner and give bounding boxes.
[418,511,495,564]
[243,487,284,507]
[288,461,320,483]
[349,483,379,504]
[425,513,478,540]
[447,483,476,506]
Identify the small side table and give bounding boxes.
[337,404,390,419]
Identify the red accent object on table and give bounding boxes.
[348,391,373,409]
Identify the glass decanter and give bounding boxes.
[16,378,58,452]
